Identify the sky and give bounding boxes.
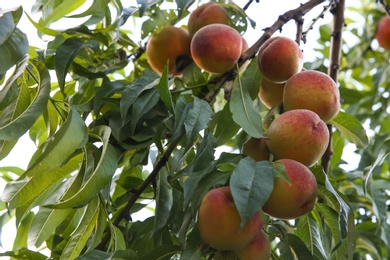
[0,0,363,253]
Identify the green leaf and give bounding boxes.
[184,97,213,148]
[110,225,126,251]
[0,59,50,141]
[312,165,350,248]
[0,248,47,260]
[363,139,390,194]
[239,57,261,100]
[213,102,241,146]
[139,244,181,260]
[287,233,315,260]
[230,75,263,138]
[137,0,159,17]
[175,0,192,19]
[154,65,174,114]
[230,157,274,228]
[68,0,110,18]
[297,214,328,260]
[35,0,86,27]
[55,38,83,91]
[153,168,173,234]
[13,212,34,251]
[329,111,369,148]
[24,12,60,37]
[130,89,160,135]
[21,108,87,179]
[60,197,100,260]
[0,10,28,77]
[45,126,118,208]
[28,207,72,247]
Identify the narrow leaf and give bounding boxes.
[0,59,50,141]
[329,111,369,148]
[230,157,274,227]
[154,65,174,114]
[153,168,173,234]
[60,197,100,260]
[45,126,118,208]
[230,76,263,138]
[55,38,83,91]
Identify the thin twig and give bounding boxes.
[239,0,327,64]
[321,0,345,174]
[302,4,331,43]
[243,0,260,11]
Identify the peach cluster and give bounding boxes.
[240,36,342,223]
[146,2,247,76]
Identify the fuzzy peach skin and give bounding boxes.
[283,70,340,122]
[375,16,390,50]
[146,26,191,75]
[259,77,285,109]
[262,159,317,219]
[264,109,329,167]
[242,137,270,162]
[191,24,243,74]
[214,229,271,260]
[198,186,263,250]
[188,2,231,38]
[257,36,304,83]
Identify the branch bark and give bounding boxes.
[321,0,345,173]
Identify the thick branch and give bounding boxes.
[321,0,345,173]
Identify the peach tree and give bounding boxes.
[0,0,389,259]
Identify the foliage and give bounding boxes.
[0,0,389,259]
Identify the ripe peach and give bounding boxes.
[146,26,191,75]
[242,137,270,161]
[263,159,317,219]
[191,24,243,74]
[264,109,329,167]
[375,16,390,50]
[283,70,340,122]
[259,77,285,109]
[234,229,271,260]
[257,36,304,83]
[214,230,271,260]
[188,2,231,38]
[198,186,263,250]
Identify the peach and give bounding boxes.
[234,229,271,260]
[375,16,390,50]
[259,77,285,109]
[242,137,270,161]
[283,70,340,122]
[191,24,243,74]
[198,186,263,250]
[214,230,271,260]
[188,2,231,38]
[264,109,329,167]
[146,26,191,75]
[263,159,317,219]
[257,36,304,83]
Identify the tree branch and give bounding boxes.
[239,0,326,65]
[321,0,345,174]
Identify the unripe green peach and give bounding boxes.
[375,16,390,50]
[242,137,270,162]
[283,70,340,122]
[191,24,243,74]
[257,36,304,83]
[198,186,263,250]
[146,26,191,75]
[259,78,285,109]
[263,159,317,219]
[188,2,231,38]
[264,109,329,167]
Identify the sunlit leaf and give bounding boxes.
[330,111,369,148]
